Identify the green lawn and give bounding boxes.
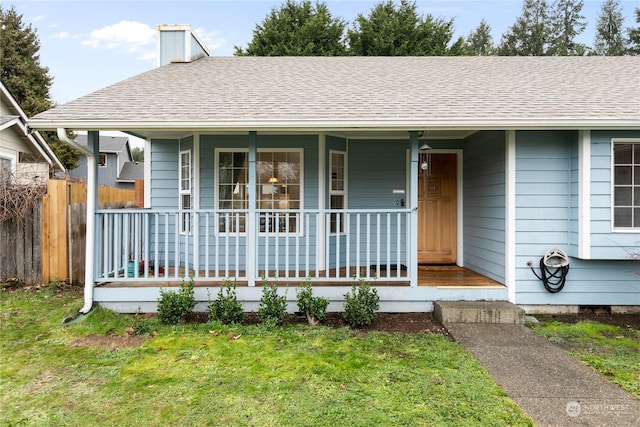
[1,285,533,426]
[532,318,640,399]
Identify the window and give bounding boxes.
[257,150,301,232]
[217,149,302,233]
[613,141,639,229]
[98,153,107,167]
[0,156,13,184]
[218,150,248,232]
[330,151,346,234]
[179,150,192,233]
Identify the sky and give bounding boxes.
[4,0,639,105]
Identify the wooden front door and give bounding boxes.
[418,153,457,264]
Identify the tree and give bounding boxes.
[465,19,494,55]
[497,0,550,55]
[131,147,144,162]
[626,7,640,54]
[0,6,53,116]
[548,0,588,55]
[0,6,80,169]
[234,0,346,56]
[347,0,465,56]
[592,0,626,55]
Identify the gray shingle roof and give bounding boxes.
[31,56,640,130]
[75,134,129,152]
[117,161,143,182]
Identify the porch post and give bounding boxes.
[247,131,257,286]
[409,131,419,287]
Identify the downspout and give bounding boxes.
[57,129,96,314]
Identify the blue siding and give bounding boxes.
[590,131,640,259]
[349,139,409,209]
[347,140,409,269]
[148,139,180,269]
[516,258,639,305]
[514,130,639,306]
[150,139,180,208]
[463,131,506,283]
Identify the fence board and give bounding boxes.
[68,204,86,285]
[0,205,42,283]
[41,179,135,283]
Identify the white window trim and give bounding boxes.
[179,149,192,235]
[215,147,304,236]
[611,138,640,232]
[329,150,347,236]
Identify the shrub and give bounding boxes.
[208,281,244,324]
[157,279,195,324]
[296,281,329,325]
[343,280,380,328]
[257,281,287,326]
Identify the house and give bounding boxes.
[1,82,64,183]
[69,134,143,189]
[28,30,639,315]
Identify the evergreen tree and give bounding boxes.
[626,7,640,54]
[0,6,80,169]
[548,0,588,55]
[0,6,53,116]
[465,19,494,55]
[131,147,144,162]
[347,0,465,56]
[234,0,346,56]
[592,0,626,55]
[497,0,550,55]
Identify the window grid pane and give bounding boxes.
[613,142,638,228]
[218,150,301,233]
[330,152,346,234]
[218,151,248,232]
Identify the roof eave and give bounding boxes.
[27,118,640,132]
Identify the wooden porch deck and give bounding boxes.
[98,265,503,288]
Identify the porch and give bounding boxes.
[94,270,507,313]
[94,208,416,286]
[93,207,503,289]
[97,266,503,288]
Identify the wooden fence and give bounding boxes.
[0,204,42,283]
[40,179,139,284]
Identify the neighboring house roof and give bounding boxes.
[29,56,640,133]
[0,82,65,171]
[0,115,20,130]
[117,161,143,182]
[75,134,131,155]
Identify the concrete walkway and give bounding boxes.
[445,323,640,427]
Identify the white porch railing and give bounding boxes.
[94,209,412,285]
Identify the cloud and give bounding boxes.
[32,15,46,23]
[193,27,226,53]
[51,31,81,40]
[82,20,155,56]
